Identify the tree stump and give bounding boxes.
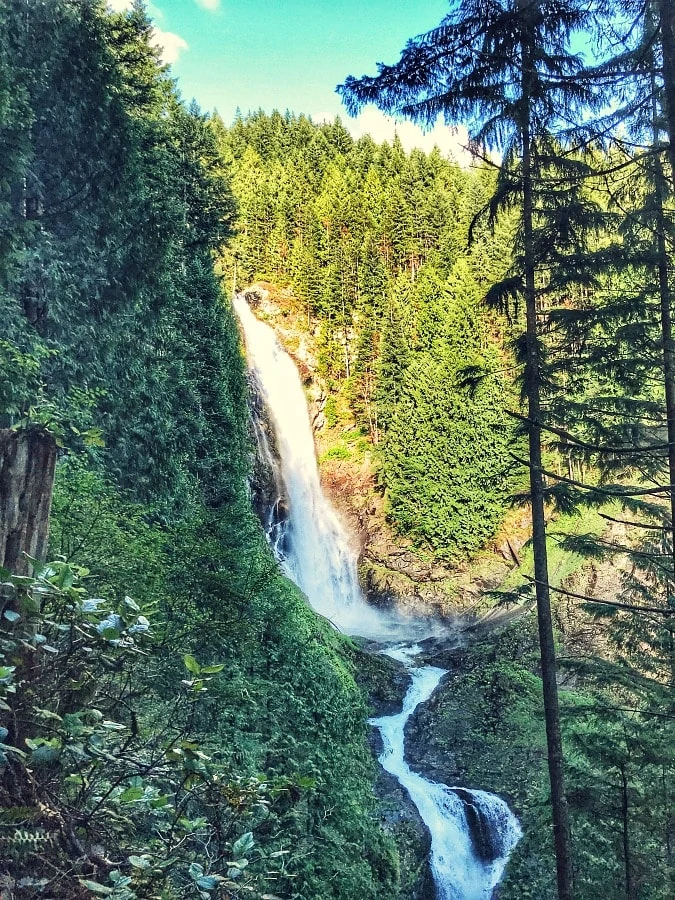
[0,427,57,575]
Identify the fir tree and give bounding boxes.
[338,3,604,894]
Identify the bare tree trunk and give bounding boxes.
[520,15,574,899]
[0,427,57,576]
[657,0,675,184]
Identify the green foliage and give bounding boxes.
[0,341,49,426]
[378,263,514,559]
[220,110,514,560]
[0,3,400,898]
[0,559,301,899]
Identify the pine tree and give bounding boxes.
[338,4,604,894]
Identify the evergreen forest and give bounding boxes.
[1,2,675,900]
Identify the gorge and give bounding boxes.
[234,293,522,899]
[3,3,675,897]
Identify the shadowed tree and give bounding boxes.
[338,3,602,896]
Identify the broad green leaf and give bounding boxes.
[30,745,61,765]
[183,654,201,675]
[101,720,126,731]
[100,627,120,640]
[188,862,204,880]
[78,880,112,895]
[118,786,144,802]
[232,831,254,857]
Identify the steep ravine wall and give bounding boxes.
[242,281,524,619]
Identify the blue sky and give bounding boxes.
[109,0,470,158]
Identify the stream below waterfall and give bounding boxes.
[372,646,521,899]
[234,294,522,899]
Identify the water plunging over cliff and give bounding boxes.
[234,294,521,897]
[234,293,433,641]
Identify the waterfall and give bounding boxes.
[372,646,522,900]
[234,294,521,898]
[234,293,435,641]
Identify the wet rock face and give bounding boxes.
[367,545,448,584]
[355,642,412,717]
[373,769,437,900]
[243,286,265,307]
[355,649,436,898]
[453,789,504,863]
[247,372,288,529]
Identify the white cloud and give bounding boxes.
[106,3,187,66]
[153,28,189,65]
[195,0,221,10]
[107,1,166,21]
[342,108,472,165]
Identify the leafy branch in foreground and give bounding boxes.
[0,558,285,900]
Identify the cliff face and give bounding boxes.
[243,282,523,618]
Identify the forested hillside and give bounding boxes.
[0,3,399,898]
[336,2,675,899]
[214,111,517,560]
[2,1,675,900]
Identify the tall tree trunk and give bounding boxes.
[0,427,57,576]
[520,20,575,900]
[657,0,675,184]
[620,764,635,900]
[0,428,56,804]
[652,97,675,607]
[650,66,675,683]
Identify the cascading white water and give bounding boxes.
[234,294,522,897]
[372,646,522,900]
[234,294,431,641]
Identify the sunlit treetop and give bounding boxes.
[338,0,602,154]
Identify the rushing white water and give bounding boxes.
[372,647,522,899]
[234,294,522,897]
[234,294,437,641]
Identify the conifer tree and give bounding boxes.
[656,0,675,180]
[550,2,675,609]
[339,4,602,895]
